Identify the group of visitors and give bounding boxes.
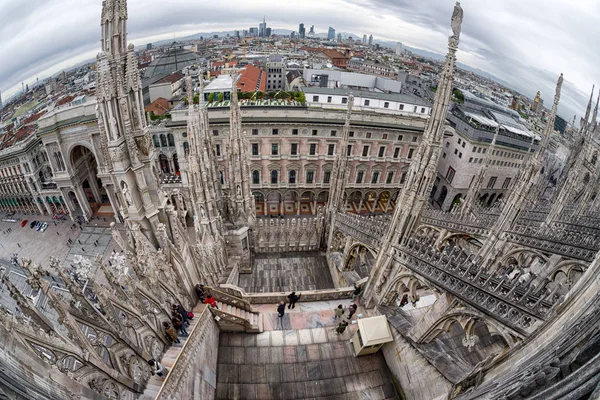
[153,302,195,380]
[195,283,219,309]
[276,291,302,317]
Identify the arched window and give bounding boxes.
[289,170,296,184]
[271,170,278,184]
[160,134,167,147]
[183,142,189,156]
[153,135,160,147]
[167,133,175,147]
[173,154,180,173]
[252,170,260,184]
[219,171,224,184]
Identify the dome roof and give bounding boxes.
[143,46,200,79]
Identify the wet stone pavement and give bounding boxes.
[238,252,335,293]
[216,300,399,400]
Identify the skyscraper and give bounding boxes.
[299,23,305,38]
[362,34,367,45]
[309,25,315,35]
[337,33,342,43]
[259,17,267,37]
[395,42,403,55]
[368,34,373,46]
[265,27,271,37]
[328,27,335,40]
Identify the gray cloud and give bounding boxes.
[1,0,598,123]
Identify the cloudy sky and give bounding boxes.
[1,0,598,122]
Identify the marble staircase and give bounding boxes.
[138,303,207,400]
[204,285,264,333]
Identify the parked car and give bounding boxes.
[40,222,48,232]
[35,222,42,231]
[30,221,37,228]
[20,220,28,227]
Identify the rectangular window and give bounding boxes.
[393,148,400,158]
[306,170,314,183]
[312,95,319,102]
[371,171,380,184]
[366,132,372,139]
[413,106,417,112]
[323,170,331,183]
[252,143,259,156]
[312,129,318,136]
[443,152,447,158]
[421,107,426,113]
[459,152,462,158]
[400,171,407,184]
[347,145,352,156]
[398,135,403,141]
[462,142,466,148]
[469,157,473,163]
[213,129,219,136]
[328,144,335,155]
[408,148,414,159]
[458,138,462,145]
[364,99,370,106]
[446,142,450,148]
[272,128,279,135]
[271,171,278,184]
[482,148,486,154]
[292,128,298,135]
[487,176,497,189]
[327,96,332,103]
[349,131,354,137]
[473,147,477,152]
[399,104,404,110]
[412,136,418,143]
[446,167,456,183]
[330,130,337,137]
[271,144,279,155]
[309,144,317,155]
[362,146,370,157]
[356,170,364,184]
[216,144,221,156]
[291,143,298,155]
[454,148,458,155]
[252,128,259,135]
[384,102,389,108]
[342,97,348,104]
[378,146,386,157]
[386,171,394,184]
[382,134,388,140]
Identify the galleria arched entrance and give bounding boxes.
[63,145,117,221]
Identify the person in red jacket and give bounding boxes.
[204,295,219,309]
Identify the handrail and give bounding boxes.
[154,304,210,400]
[205,285,254,312]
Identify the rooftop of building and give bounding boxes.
[155,71,184,85]
[302,87,430,107]
[143,46,201,79]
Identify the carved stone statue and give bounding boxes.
[451,2,463,39]
[122,182,132,206]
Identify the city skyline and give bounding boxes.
[0,0,598,121]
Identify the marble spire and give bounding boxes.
[226,72,256,228]
[365,2,463,303]
[185,71,223,240]
[461,123,501,216]
[478,74,563,263]
[325,94,354,246]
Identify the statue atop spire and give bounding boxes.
[451,2,464,40]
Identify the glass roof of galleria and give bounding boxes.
[143,47,200,79]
